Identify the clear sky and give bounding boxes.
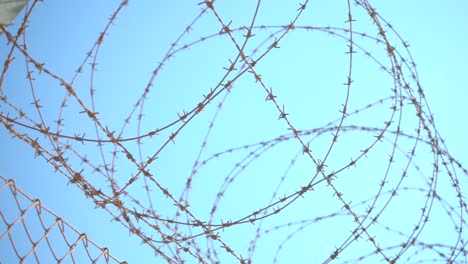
[1,0,467,263]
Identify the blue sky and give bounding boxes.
[1,0,467,263]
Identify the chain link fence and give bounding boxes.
[0,175,125,264]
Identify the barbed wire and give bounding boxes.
[0,0,467,263]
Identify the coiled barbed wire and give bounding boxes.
[1,0,467,263]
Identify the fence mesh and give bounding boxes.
[0,175,125,264]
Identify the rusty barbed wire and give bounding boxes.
[0,0,467,263]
